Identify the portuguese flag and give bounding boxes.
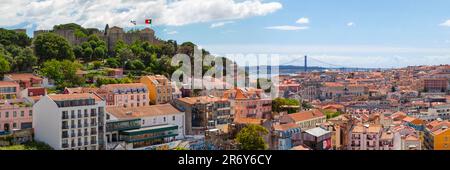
[145,19,152,25]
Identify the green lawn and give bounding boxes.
[0,141,53,150]
[324,110,343,119]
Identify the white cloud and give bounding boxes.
[210,21,235,28]
[265,25,309,31]
[440,20,450,27]
[166,31,178,35]
[296,17,309,24]
[0,0,282,30]
[347,22,354,27]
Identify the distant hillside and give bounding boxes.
[245,65,382,75]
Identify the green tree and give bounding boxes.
[117,48,135,64]
[40,59,83,88]
[235,124,269,150]
[33,33,75,62]
[0,28,31,47]
[0,54,10,77]
[105,58,121,68]
[13,47,38,72]
[78,34,107,61]
[272,98,300,114]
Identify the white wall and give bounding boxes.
[141,113,185,139]
[33,96,61,149]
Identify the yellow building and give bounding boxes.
[424,120,450,150]
[140,75,173,105]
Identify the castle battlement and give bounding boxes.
[33,24,159,51]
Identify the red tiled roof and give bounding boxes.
[48,93,103,102]
[273,123,300,131]
[288,109,325,122]
[5,73,43,81]
[0,81,19,87]
[106,104,182,119]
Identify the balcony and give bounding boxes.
[78,124,83,128]
[84,113,89,117]
[71,115,76,119]
[62,143,69,148]
[84,141,88,146]
[78,114,82,119]
[62,133,69,138]
[91,130,97,135]
[62,125,69,129]
[247,105,257,109]
[84,123,89,127]
[91,113,97,117]
[91,122,97,126]
[62,115,69,119]
[71,124,76,129]
[78,142,82,146]
[71,133,76,137]
[91,140,97,145]
[78,132,83,136]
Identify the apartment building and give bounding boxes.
[0,100,33,132]
[105,104,185,150]
[33,93,106,150]
[303,127,332,150]
[223,88,272,120]
[272,123,302,150]
[349,124,383,150]
[3,73,44,89]
[320,82,369,101]
[422,78,448,93]
[424,120,450,150]
[0,81,32,132]
[0,81,20,100]
[99,83,149,107]
[140,75,173,105]
[280,109,326,130]
[174,96,231,135]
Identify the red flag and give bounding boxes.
[145,19,152,25]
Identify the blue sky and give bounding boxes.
[2,0,450,68]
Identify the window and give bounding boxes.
[0,112,2,118]
[163,117,166,122]
[13,123,17,128]
[29,110,32,116]
[173,116,175,121]
[13,111,17,117]
[20,111,24,117]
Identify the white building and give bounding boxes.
[33,93,106,150]
[105,104,185,150]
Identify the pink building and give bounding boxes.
[0,81,33,132]
[99,83,149,108]
[3,73,43,89]
[224,88,272,120]
[349,124,383,150]
[0,101,33,132]
[0,81,20,100]
[275,79,301,97]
